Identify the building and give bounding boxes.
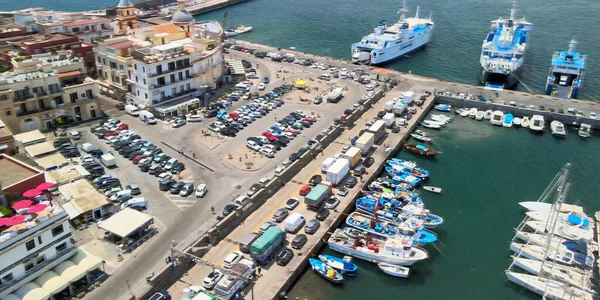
[62,18,112,44]
[94,37,135,100]
[0,51,100,134]
[0,24,27,39]
[0,154,45,205]
[115,0,138,35]
[8,33,97,76]
[0,121,15,155]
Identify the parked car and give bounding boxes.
[304,219,320,234]
[285,198,300,210]
[272,208,289,222]
[325,196,340,209]
[259,221,275,234]
[172,119,187,128]
[309,174,322,186]
[362,157,375,168]
[169,182,186,194]
[316,208,330,221]
[299,185,312,196]
[345,176,358,188]
[179,183,194,197]
[223,251,243,269]
[159,178,177,191]
[195,184,208,198]
[126,183,141,195]
[276,248,294,266]
[202,270,223,289]
[291,234,308,249]
[247,183,263,196]
[222,204,237,217]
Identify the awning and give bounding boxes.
[54,260,87,282]
[34,271,69,295]
[58,70,81,78]
[71,250,103,271]
[98,208,153,238]
[16,282,50,300]
[154,97,199,114]
[295,80,307,86]
[25,142,56,157]
[61,202,81,220]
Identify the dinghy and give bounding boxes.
[521,116,530,128]
[319,255,358,276]
[468,108,478,118]
[309,258,344,284]
[513,117,522,126]
[423,186,442,194]
[378,262,410,278]
[475,110,485,120]
[483,110,493,120]
[410,133,432,142]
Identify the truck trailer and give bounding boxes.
[250,226,285,265]
[304,182,332,209]
[326,159,350,186]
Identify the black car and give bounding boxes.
[276,248,294,266]
[170,162,185,174]
[289,152,300,162]
[291,234,308,249]
[118,146,133,155]
[169,182,186,194]
[345,176,358,188]
[204,110,218,118]
[391,125,401,133]
[275,137,289,146]
[247,137,264,146]
[90,149,104,158]
[316,208,330,221]
[113,141,129,150]
[221,128,237,137]
[377,111,386,118]
[149,166,165,175]
[300,120,311,128]
[269,141,282,150]
[62,150,80,158]
[353,166,366,176]
[297,147,309,156]
[95,129,108,138]
[148,291,171,300]
[222,204,237,217]
[159,178,177,191]
[83,163,102,170]
[362,157,375,168]
[140,163,151,172]
[97,178,121,189]
[309,175,322,186]
[128,150,144,159]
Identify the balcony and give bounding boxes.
[153,88,197,104]
[151,78,193,89]
[49,89,63,95]
[13,93,34,102]
[33,91,48,98]
[148,64,192,78]
[16,109,40,117]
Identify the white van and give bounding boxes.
[318,74,331,81]
[235,83,250,92]
[121,198,147,210]
[284,213,305,233]
[164,158,178,170]
[138,110,157,124]
[234,195,250,207]
[80,143,95,153]
[110,190,132,203]
[125,105,140,116]
[321,157,335,173]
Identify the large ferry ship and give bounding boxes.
[545,40,586,99]
[479,4,533,90]
[351,0,434,65]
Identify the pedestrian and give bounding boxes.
[211,206,215,214]
[257,266,261,275]
[165,258,169,264]
[245,154,248,159]
[239,156,242,163]
[192,152,196,159]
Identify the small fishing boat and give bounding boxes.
[235,25,253,34]
[387,158,430,179]
[387,170,422,185]
[483,110,493,120]
[521,116,530,128]
[550,120,567,137]
[513,117,522,126]
[346,212,438,244]
[468,108,478,118]
[319,255,358,276]
[490,110,504,126]
[422,120,442,129]
[309,258,344,284]
[423,186,442,194]
[459,110,470,117]
[410,133,432,142]
[404,143,439,157]
[529,115,545,132]
[502,113,514,128]
[378,262,410,278]
[434,104,451,112]
[431,114,452,124]
[475,110,485,120]
[578,123,592,138]
[343,227,364,239]
[415,129,428,136]
[455,108,469,115]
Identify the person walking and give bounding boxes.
[257,266,261,276]
[211,206,215,214]
[192,152,196,159]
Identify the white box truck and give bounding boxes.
[382,113,395,128]
[384,100,395,112]
[321,157,335,173]
[138,110,157,124]
[100,154,116,168]
[327,88,343,103]
[125,104,140,116]
[402,91,414,104]
[393,102,407,116]
[326,158,350,186]
[355,132,374,154]
[368,120,386,141]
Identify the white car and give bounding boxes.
[285,197,300,210]
[284,132,295,140]
[223,251,243,268]
[202,270,223,289]
[258,83,266,90]
[187,115,202,122]
[274,164,286,176]
[257,136,269,144]
[214,121,227,130]
[258,176,272,185]
[260,147,275,158]
[246,72,258,79]
[157,172,172,182]
[590,112,597,119]
[195,184,208,198]
[247,140,261,151]
[208,123,221,132]
[69,131,81,140]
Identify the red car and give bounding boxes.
[285,128,298,136]
[303,116,316,123]
[240,47,249,52]
[229,112,239,121]
[262,131,273,138]
[103,131,117,138]
[132,154,148,164]
[299,185,312,196]
[117,123,129,130]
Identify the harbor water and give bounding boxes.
[287,113,600,299]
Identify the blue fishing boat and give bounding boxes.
[502,113,514,128]
[318,255,358,276]
[434,104,452,112]
[309,258,344,284]
[387,158,430,179]
[390,173,422,186]
[346,212,438,245]
[368,178,414,192]
[355,197,444,229]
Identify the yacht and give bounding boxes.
[550,120,567,137]
[327,229,429,266]
[519,201,586,215]
[510,242,595,269]
[578,123,592,138]
[505,271,594,300]
[512,257,593,292]
[490,110,504,125]
[351,1,434,65]
[521,116,530,128]
[502,113,514,127]
[545,40,587,99]
[529,115,545,132]
[479,4,533,90]
[515,231,596,256]
[525,221,594,243]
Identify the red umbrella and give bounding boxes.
[12,200,33,210]
[0,219,5,227]
[3,215,25,226]
[23,189,42,198]
[36,182,55,191]
[27,204,48,214]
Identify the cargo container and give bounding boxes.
[355,132,374,154]
[321,157,335,173]
[304,182,332,209]
[342,147,361,167]
[382,113,395,128]
[250,226,285,264]
[367,120,386,141]
[402,91,414,104]
[326,158,350,186]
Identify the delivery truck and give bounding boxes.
[402,91,414,104]
[384,100,395,112]
[125,104,140,116]
[355,132,374,154]
[326,158,350,186]
[138,110,157,124]
[367,120,386,141]
[393,102,407,116]
[382,113,395,128]
[304,182,332,209]
[321,157,335,173]
[250,226,285,264]
[100,154,116,168]
[342,147,361,167]
[327,88,343,103]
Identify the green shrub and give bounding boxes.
[0,206,14,217]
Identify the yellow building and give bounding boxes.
[0,51,99,133]
[94,37,135,100]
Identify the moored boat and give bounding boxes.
[510,242,594,269]
[410,133,432,142]
[378,262,410,278]
[475,110,485,120]
[387,158,430,179]
[434,104,451,112]
[422,120,442,129]
[468,108,478,118]
[415,129,428,136]
[345,211,437,244]
[404,143,440,156]
[483,110,493,120]
[529,115,545,132]
[502,113,514,128]
[319,255,358,276]
[513,117,522,126]
[309,258,344,284]
[459,110,470,117]
[578,123,592,138]
[521,116,530,128]
[490,110,504,126]
[511,257,593,292]
[505,271,594,300]
[423,186,442,194]
[550,120,567,137]
[235,25,253,34]
[455,108,469,115]
[431,114,453,124]
[343,227,364,239]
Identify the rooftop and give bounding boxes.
[152,23,184,35]
[58,179,108,219]
[10,33,78,46]
[0,154,41,188]
[0,120,13,140]
[107,40,133,50]
[63,18,110,27]
[0,206,67,250]
[35,153,69,171]
[13,130,46,146]
[24,141,55,157]
[46,165,89,185]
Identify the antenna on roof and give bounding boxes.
[398,0,409,22]
[509,1,517,20]
[568,39,578,53]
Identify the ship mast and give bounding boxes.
[568,39,578,54]
[509,2,517,20]
[415,6,420,19]
[398,0,409,22]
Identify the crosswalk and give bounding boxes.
[164,174,199,210]
[261,61,285,74]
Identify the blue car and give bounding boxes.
[257,109,268,115]
[270,125,282,134]
[263,76,269,83]
[269,91,279,98]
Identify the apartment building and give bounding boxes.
[62,18,111,44]
[0,51,100,134]
[94,37,135,100]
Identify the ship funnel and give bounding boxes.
[568,39,578,53]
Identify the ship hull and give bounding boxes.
[479,69,519,90]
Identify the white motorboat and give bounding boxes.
[455,108,469,115]
[431,114,452,124]
[475,110,485,120]
[235,25,253,34]
[378,262,410,278]
[423,186,442,194]
[510,242,595,269]
[410,133,432,142]
[518,201,586,215]
[578,123,592,138]
[502,113,514,128]
[513,117,522,126]
[483,110,493,120]
[550,120,567,137]
[505,271,594,300]
[490,110,504,126]
[529,115,545,132]
[422,120,442,129]
[459,110,470,117]
[468,108,478,118]
[525,221,594,243]
[521,116,530,128]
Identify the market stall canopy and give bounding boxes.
[98,208,153,238]
[28,204,48,213]
[23,189,42,198]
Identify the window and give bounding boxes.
[25,240,35,251]
[170,74,175,83]
[143,79,146,84]
[0,95,7,101]
[55,242,67,253]
[185,70,190,78]
[72,27,79,33]
[1,273,13,284]
[36,255,45,265]
[86,89,93,99]
[178,72,183,80]
[137,91,140,96]
[97,57,101,63]
[142,67,145,72]
[186,83,190,90]
[70,93,78,103]
[119,64,124,70]
[135,76,138,82]
[24,261,35,271]
[134,64,137,70]
[5,110,11,116]
[145,93,148,99]
[52,224,64,237]
[37,236,42,244]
